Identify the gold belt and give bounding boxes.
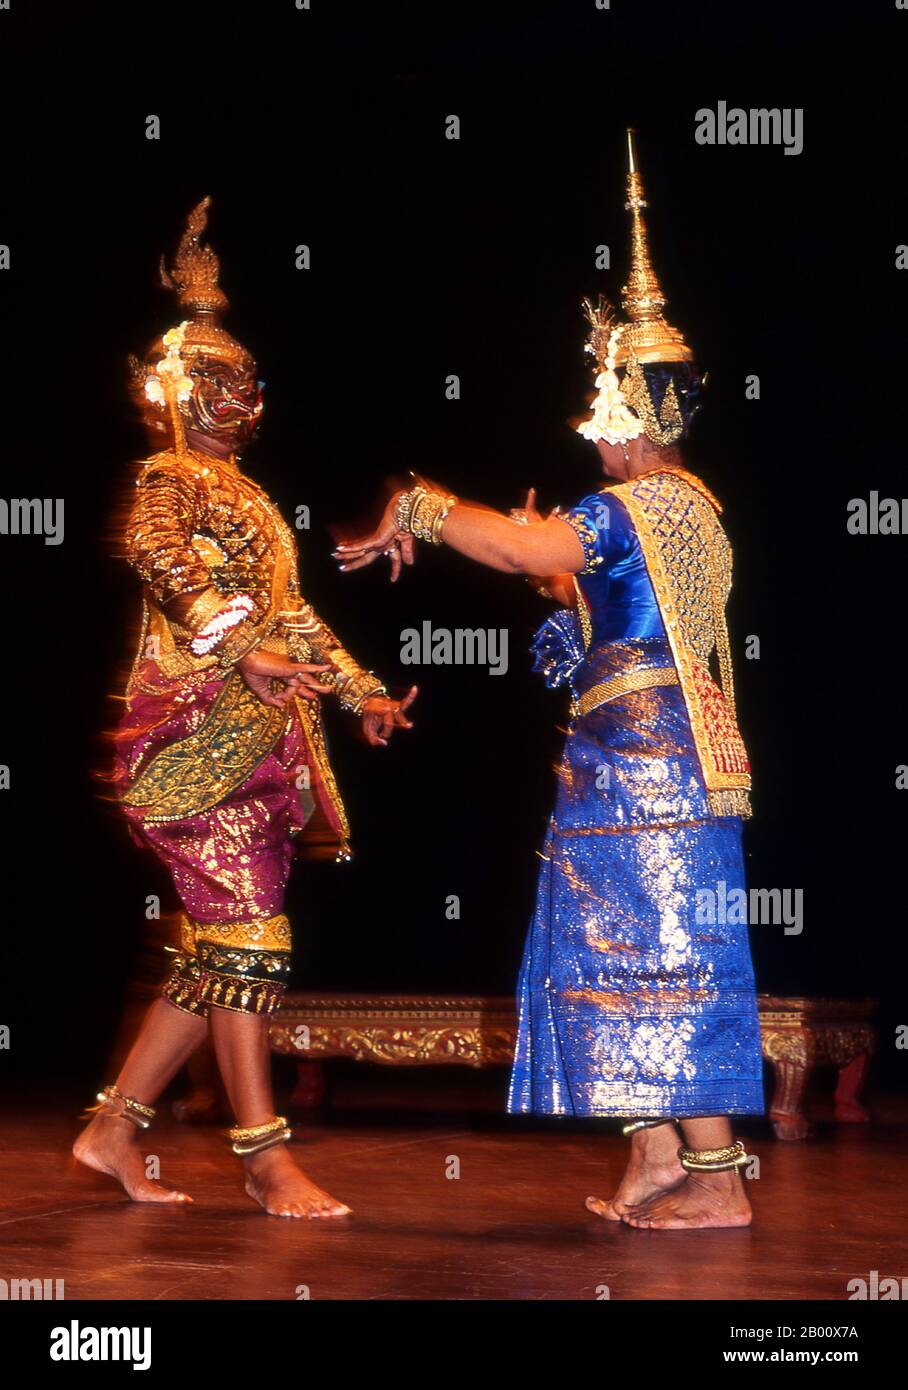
[571,666,679,718]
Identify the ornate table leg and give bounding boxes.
[834,1049,871,1124]
[290,1059,327,1110]
[764,1032,814,1141]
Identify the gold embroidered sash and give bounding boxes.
[612,469,752,818]
[122,673,288,823]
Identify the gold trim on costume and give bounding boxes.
[573,577,593,652]
[196,973,287,1015]
[195,941,291,979]
[572,665,679,718]
[187,912,292,952]
[293,692,351,847]
[562,510,603,574]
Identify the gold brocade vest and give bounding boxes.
[119,448,381,853]
[125,448,306,681]
[610,468,752,818]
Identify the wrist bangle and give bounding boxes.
[393,486,424,534]
[394,486,458,545]
[340,677,386,715]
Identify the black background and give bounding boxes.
[1,0,906,1091]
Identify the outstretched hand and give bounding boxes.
[238,649,332,709]
[333,495,416,582]
[360,686,418,746]
[509,487,546,526]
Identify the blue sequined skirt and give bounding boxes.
[508,648,764,1118]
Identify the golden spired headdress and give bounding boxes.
[157,196,252,369]
[578,130,698,448]
[615,128,692,367]
[130,198,253,452]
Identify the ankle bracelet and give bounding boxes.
[83,1084,156,1130]
[621,1118,677,1136]
[677,1139,749,1172]
[228,1115,292,1156]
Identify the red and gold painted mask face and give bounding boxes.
[185,353,263,449]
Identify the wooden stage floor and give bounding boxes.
[2,1097,906,1301]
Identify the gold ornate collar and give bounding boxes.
[602,465,722,514]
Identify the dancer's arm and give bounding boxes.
[334,483,585,579]
[512,490,579,606]
[276,598,417,745]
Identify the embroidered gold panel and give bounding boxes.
[613,469,751,816]
[122,672,288,823]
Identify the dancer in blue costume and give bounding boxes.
[337,132,763,1230]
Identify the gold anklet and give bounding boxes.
[83,1084,156,1130]
[677,1139,749,1172]
[228,1115,292,1156]
[622,1118,677,1136]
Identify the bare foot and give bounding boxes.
[621,1168,752,1229]
[243,1145,351,1219]
[586,1123,686,1221]
[73,1113,192,1204]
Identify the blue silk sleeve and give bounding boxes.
[562,492,635,575]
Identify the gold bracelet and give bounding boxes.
[335,672,387,714]
[431,495,457,543]
[393,486,425,533]
[394,486,458,545]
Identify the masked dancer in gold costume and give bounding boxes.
[335,133,763,1230]
[74,200,416,1218]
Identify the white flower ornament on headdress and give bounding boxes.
[144,321,194,409]
[575,324,644,447]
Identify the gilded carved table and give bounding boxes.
[176,992,877,1141]
[755,994,877,1140]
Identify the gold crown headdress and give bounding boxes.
[129,198,253,452]
[157,196,251,368]
[577,131,695,447]
[615,128,692,367]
